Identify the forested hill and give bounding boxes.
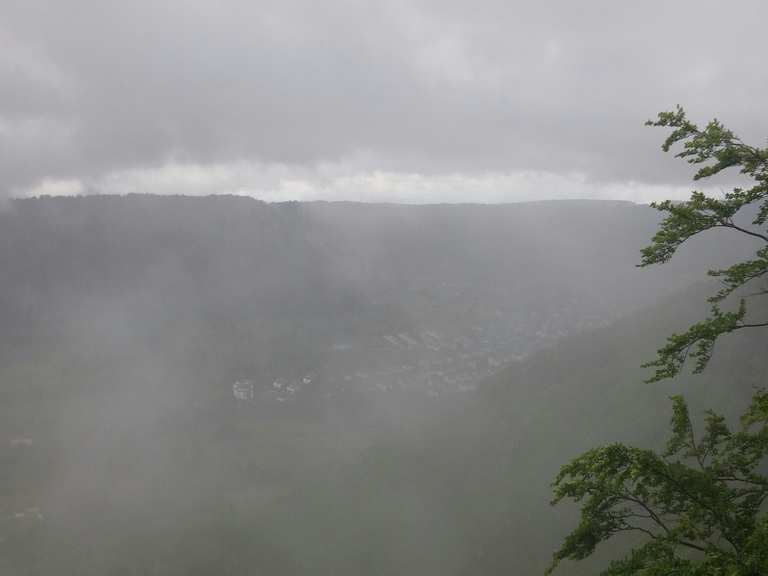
[0,195,763,575]
[0,195,750,391]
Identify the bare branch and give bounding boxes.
[719,221,768,243]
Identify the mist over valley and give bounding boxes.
[0,196,763,574]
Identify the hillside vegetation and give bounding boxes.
[0,196,762,575]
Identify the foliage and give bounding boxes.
[549,108,768,575]
[547,392,768,576]
[639,106,768,382]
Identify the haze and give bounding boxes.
[1,2,767,575]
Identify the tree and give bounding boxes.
[639,106,768,383]
[547,108,768,575]
[547,394,768,575]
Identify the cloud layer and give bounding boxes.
[2,0,767,202]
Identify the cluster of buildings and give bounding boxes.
[232,374,315,404]
[231,303,616,406]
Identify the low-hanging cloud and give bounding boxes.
[24,162,704,205]
[2,0,767,201]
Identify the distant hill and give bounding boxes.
[0,196,753,396]
[0,195,763,575]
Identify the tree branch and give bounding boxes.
[720,221,768,243]
[621,494,671,536]
[676,539,710,553]
[738,320,768,328]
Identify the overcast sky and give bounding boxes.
[2,0,766,203]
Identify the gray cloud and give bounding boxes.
[2,0,767,200]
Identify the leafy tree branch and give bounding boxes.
[548,108,768,575]
[547,392,768,575]
[640,107,768,382]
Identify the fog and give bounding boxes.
[2,1,767,573]
[0,196,763,574]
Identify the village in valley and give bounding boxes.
[231,302,612,407]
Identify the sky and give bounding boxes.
[2,0,766,203]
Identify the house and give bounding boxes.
[232,380,255,401]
